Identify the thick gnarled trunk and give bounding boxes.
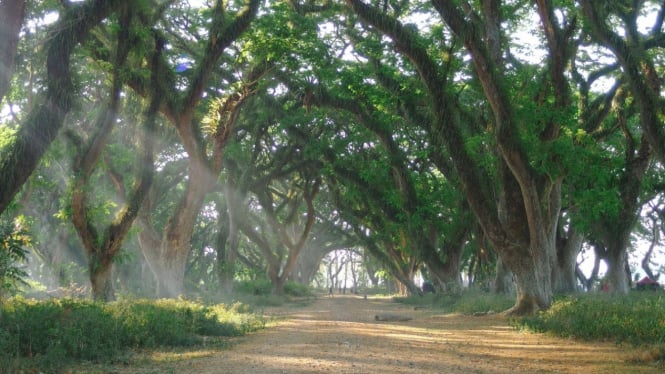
[145,165,210,297]
[89,258,114,301]
[502,245,553,315]
[605,249,630,293]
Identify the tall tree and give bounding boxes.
[0,0,126,214]
[342,0,584,314]
[68,10,165,300]
[134,0,261,297]
[585,102,652,293]
[580,0,665,164]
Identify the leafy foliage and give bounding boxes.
[395,290,515,314]
[0,297,265,371]
[283,281,312,297]
[235,278,273,296]
[2,0,665,312]
[0,216,30,300]
[517,293,665,345]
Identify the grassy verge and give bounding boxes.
[0,297,266,372]
[398,290,665,365]
[516,292,665,365]
[394,290,515,314]
[516,292,665,345]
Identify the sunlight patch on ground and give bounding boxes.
[150,349,218,362]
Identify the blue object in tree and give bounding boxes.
[175,63,190,72]
[175,54,192,73]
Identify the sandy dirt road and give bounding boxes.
[152,295,661,374]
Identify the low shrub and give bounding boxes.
[393,292,446,307]
[0,296,265,371]
[235,279,272,295]
[395,290,513,314]
[0,298,121,372]
[516,293,665,346]
[112,299,203,347]
[284,281,311,297]
[450,291,515,314]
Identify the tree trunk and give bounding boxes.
[422,220,467,293]
[272,275,287,295]
[71,28,161,302]
[214,210,233,293]
[140,162,211,298]
[293,245,329,286]
[425,246,462,293]
[393,267,421,296]
[491,162,557,315]
[504,249,553,315]
[494,256,514,294]
[134,2,261,298]
[552,228,583,294]
[217,183,248,294]
[605,249,630,293]
[0,0,25,105]
[155,243,191,297]
[580,0,665,164]
[90,258,114,301]
[641,222,660,281]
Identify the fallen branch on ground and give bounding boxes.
[374,313,412,322]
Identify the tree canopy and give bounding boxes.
[1,0,664,315]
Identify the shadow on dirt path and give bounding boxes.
[170,295,660,374]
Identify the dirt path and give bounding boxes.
[154,295,660,374]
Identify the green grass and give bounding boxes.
[394,290,515,314]
[516,292,665,346]
[397,290,665,365]
[0,296,266,372]
[398,290,665,349]
[514,292,665,365]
